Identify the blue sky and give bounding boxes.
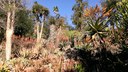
[31,0,101,26]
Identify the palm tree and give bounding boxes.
[53,6,60,19]
[32,1,49,43]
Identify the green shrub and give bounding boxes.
[75,64,85,72]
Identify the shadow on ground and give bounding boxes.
[65,47,128,72]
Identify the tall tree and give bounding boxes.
[0,0,22,60]
[72,0,88,31]
[32,1,49,43]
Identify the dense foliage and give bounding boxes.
[72,0,88,31]
[14,9,34,36]
[0,0,128,72]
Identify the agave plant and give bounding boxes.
[84,5,109,44]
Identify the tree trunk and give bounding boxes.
[35,21,44,52]
[5,12,13,60]
[6,29,13,60]
[39,21,44,41]
[5,3,15,60]
[36,22,40,43]
[36,21,44,43]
